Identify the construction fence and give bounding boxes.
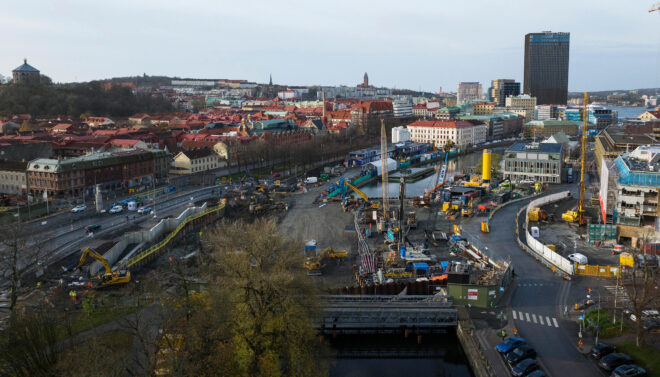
[574,264,619,278]
[525,191,574,276]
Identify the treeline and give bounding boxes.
[0,81,173,118]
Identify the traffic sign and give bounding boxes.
[578,315,584,321]
[578,339,583,346]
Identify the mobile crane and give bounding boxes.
[75,247,131,288]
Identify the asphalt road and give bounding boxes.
[461,189,604,377]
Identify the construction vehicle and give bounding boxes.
[304,246,348,274]
[481,219,490,233]
[527,207,547,222]
[339,178,379,209]
[464,149,492,190]
[424,144,452,202]
[407,211,418,229]
[462,199,474,217]
[75,247,131,288]
[442,202,450,212]
[562,210,579,222]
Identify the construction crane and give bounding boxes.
[339,178,379,209]
[650,2,659,12]
[75,247,131,288]
[380,119,390,220]
[563,92,589,224]
[424,142,453,201]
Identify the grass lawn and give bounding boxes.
[616,341,660,377]
[585,309,628,338]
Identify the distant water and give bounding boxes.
[608,106,646,120]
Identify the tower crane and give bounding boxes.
[562,92,589,224]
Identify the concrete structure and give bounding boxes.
[506,94,537,121]
[407,120,487,148]
[12,59,40,84]
[488,79,521,106]
[171,149,225,175]
[524,31,570,105]
[457,82,483,103]
[599,147,660,228]
[391,126,411,143]
[523,119,579,138]
[392,98,413,118]
[503,142,563,183]
[594,128,657,175]
[0,161,27,196]
[27,149,162,198]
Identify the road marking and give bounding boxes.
[539,283,543,286]
[532,314,537,323]
[552,318,559,327]
[518,311,524,320]
[538,316,544,325]
[512,311,517,320]
[546,316,552,327]
[526,313,530,322]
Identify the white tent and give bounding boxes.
[368,157,398,176]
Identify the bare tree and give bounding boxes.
[0,215,45,317]
[627,227,660,347]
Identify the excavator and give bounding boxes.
[527,207,548,222]
[75,247,131,288]
[339,178,379,210]
[304,246,348,275]
[462,199,474,217]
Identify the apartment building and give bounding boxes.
[407,120,487,148]
[506,95,537,121]
[171,149,226,175]
[0,161,27,196]
[457,82,483,103]
[392,99,413,118]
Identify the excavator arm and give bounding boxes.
[76,247,112,276]
[345,181,369,203]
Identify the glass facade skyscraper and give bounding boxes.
[524,32,570,105]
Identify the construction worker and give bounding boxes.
[69,290,77,303]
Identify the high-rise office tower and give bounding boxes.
[524,31,570,105]
[488,79,521,106]
[457,82,483,103]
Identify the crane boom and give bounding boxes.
[77,247,112,274]
[578,92,588,224]
[345,181,369,203]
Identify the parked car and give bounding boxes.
[511,358,539,377]
[109,205,123,214]
[506,344,537,367]
[630,310,659,322]
[71,204,87,213]
[612,364,647,377]
[568,253,588,264]
[84,224,101,233]
[496,337,526,354]
[137,206,152,215]
[598,353,633,371]
[643,318,660,331]
[590,343,616,359]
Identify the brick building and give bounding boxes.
[350,100,393,134]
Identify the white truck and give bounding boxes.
[304,177,318,184]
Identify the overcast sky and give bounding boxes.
[2,0,659,92]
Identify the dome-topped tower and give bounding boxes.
[12,59,40,84]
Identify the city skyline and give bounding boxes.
[1,0,658,92]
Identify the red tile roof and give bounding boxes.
[407,120,475,128]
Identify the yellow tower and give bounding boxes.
[482,149,492,183]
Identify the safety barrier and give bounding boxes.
[574,264,619,278]
[524,191,575,276]
[125,200,225,269]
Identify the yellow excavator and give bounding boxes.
[304,246,348,274]
[344,181,380,209]
[76,247,131,288]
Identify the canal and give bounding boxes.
[359,148,505,198]
[329,333,474,377]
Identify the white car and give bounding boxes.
[109,205,123,214]
[568,253,588,264]
[137,206,152,215]
[71,204,87,213]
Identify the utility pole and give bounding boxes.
[380,119,389,220]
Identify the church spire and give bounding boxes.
[269,74,272,86]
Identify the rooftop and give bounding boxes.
[506,142,562,154]
[407,120,476,129]
[525,120,579,127]
[12,59,39,73]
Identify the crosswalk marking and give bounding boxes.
[512,311,517,320]
[532,314,537,323]
[546,316,551,326]
[513,311,559,328]
[552,318,559,327]
[526,313,530,322]
[538,316,544,325]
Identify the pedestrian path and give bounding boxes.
[603,285,629,303]
[512,310,559,328]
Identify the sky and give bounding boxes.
[1,0,659,92]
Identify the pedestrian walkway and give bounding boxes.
[603,285,629,303]
[512,310,559,328]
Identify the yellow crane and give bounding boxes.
[76,247,131,287]
[380,119,390,219]
[563,92,589,224]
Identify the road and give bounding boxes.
[461,189,604,377]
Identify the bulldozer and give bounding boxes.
[75,247,131,288]
[562,210,579,222]
[527,207,547,222]
[304,246,348,275]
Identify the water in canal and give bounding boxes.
[359,148,504,198]
[329,333,473,377]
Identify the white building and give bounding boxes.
[457,82,483,103]
[506,94,537,121]
[392,99,413,118]
[407,120,487,148]
[391,126,411,143]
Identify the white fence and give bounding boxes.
[524,191,574,275]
